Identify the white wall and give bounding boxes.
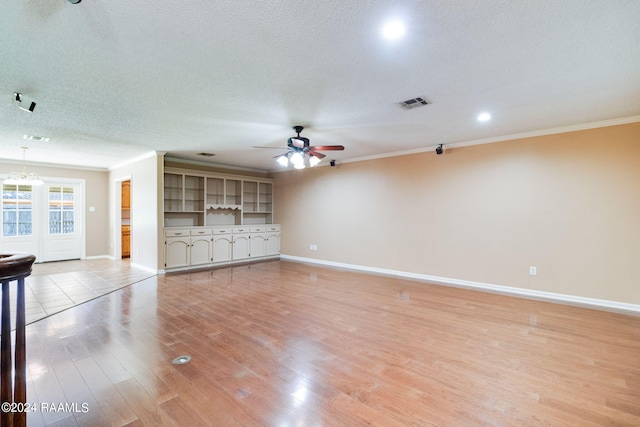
[109,153,163,272]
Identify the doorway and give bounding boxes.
[121,180,131,258]
[1,180,84,262]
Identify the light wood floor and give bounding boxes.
[19,260,640,426]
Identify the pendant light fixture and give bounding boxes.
[3,147,43,186]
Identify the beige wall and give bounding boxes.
[273,122,640,305]
[0,161,110,257]
[109,153,163,271]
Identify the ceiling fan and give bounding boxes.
[257,126,345,169]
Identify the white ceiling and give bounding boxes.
[1,1,639,172]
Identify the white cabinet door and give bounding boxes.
[250,233,266,258]
[232,233,250,260]
[265,232,280,256]
[190,236,211,266]
[213,234,233,263]
[166,237,190,268]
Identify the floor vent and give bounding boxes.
[397,96,430,110]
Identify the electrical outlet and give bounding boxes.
[310,244,318,251]
[529,266,537,276]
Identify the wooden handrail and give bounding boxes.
[0,252,36,427]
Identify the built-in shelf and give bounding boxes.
[164,168,274,227]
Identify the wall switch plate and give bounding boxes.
[529,266,537,276]
[310,244,318,251]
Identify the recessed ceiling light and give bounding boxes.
[382,20,406,40]
[477,113,492,122]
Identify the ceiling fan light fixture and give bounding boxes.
[276,154,289,167]
[290,152,304,167]
[270,125,344,169]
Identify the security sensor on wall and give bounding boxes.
[435,144,444,155]
[14,93,36,112]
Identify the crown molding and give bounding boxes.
[340,115,640,165]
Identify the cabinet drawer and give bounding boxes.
[250,226,265,233]
[266,225,280,232]
[165,229,189,237]
[234,227,250,234]
[190,228,212,236]
[212,228,232,235]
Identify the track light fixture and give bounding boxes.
[14,92,36,112]
[435,144,444,155]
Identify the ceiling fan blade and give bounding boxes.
[308,149,326,159]
[309,145,345,151]
[253,146,288,149]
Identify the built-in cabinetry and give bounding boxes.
[164,168,273,227]
[164,225,280,270]
[163,167,279,271]
[121,225,130,258]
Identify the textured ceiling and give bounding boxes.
[1,1,639,172]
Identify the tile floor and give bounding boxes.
[16,258,155,325]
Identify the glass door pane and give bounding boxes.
[49,186,75,234]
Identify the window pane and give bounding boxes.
[2,184,32,237]
[18,211,31,223]
[19,223,32,235]
[18,190,32,200]
[47,186,75,235]
[3,186,16,199]
[49,211,61,234]
[3,211,16,236]
[63,211,74,233]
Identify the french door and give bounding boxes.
[1,181,83,262]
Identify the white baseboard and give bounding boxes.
[83,255,114,260]
[130,262,160,275]
[280,255,640,316]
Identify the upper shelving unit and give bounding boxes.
[164,168,273,227]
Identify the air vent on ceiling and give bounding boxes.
[23,134,50,142]
[397,96,430,110]
[197,152,216,157]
